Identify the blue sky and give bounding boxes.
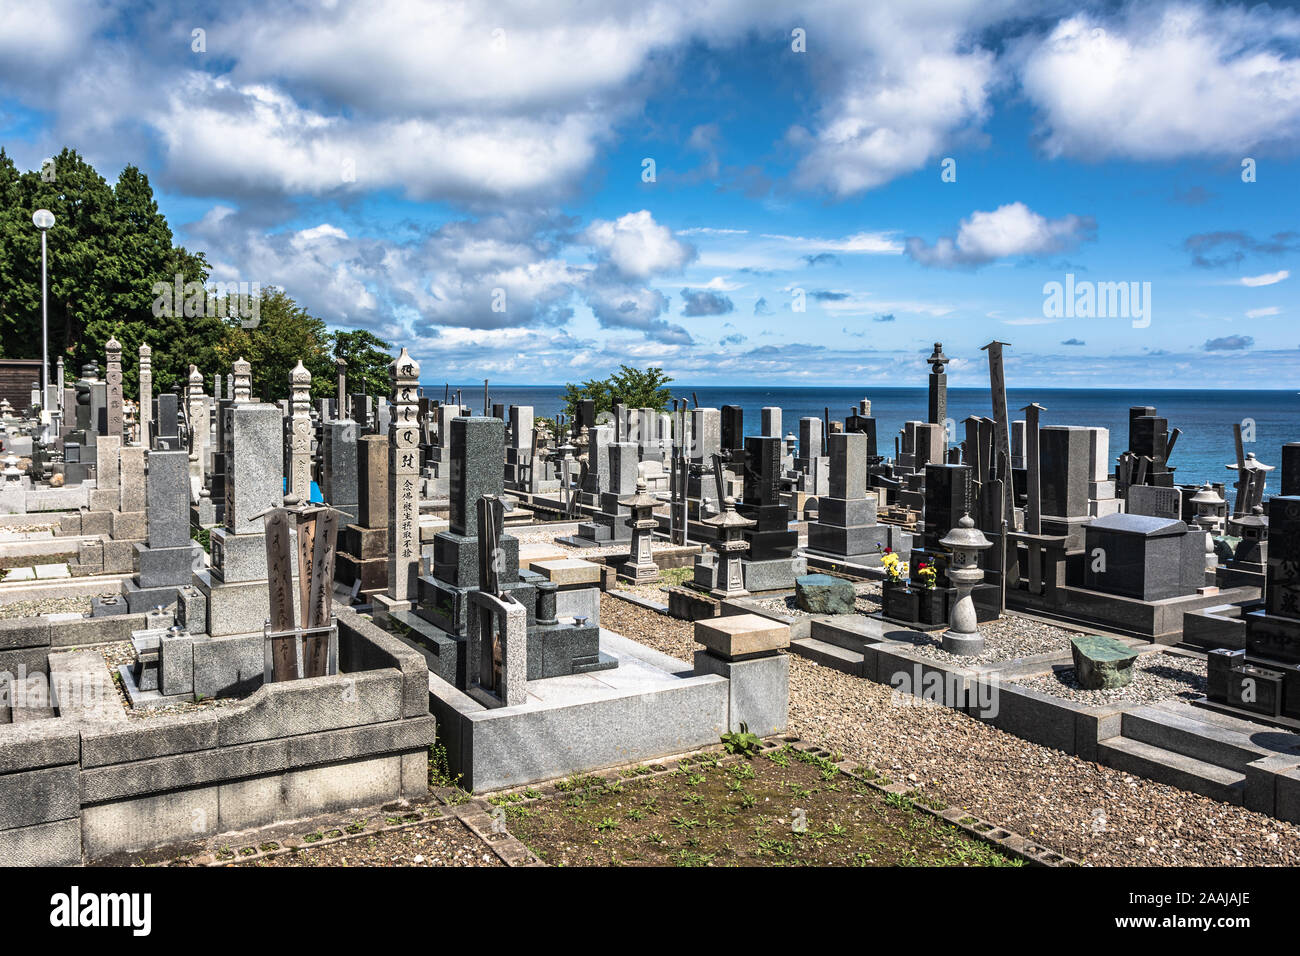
[1,0,1298,387]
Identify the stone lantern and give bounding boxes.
[617,477,661,584]
[938,513,992,655]
[1189,482,1226,565]
[1227,504,1269,573]
[701,495,755,598]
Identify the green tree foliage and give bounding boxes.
[333,328,394,398]
[559,365,674,421]
[0,149,394,406]
[219,288,334,402]
[0,148,208,393]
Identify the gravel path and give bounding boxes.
[0,596,94,619]
[599,592,1300,866]
[1015,653,1207,705]
[246,820,502,868]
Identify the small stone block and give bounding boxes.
[794,573,856,614]
[1070,635,1139,690]
[694,613,790,660]
[531,558,602,586]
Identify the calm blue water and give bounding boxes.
[436,385,1300,496]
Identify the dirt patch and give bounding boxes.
[500,744,1020,867]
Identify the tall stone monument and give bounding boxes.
[384,348,421,609]
[288,360,313,501]
[138,343,152,445]
[105,336,124,437]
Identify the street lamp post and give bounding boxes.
[32,209,55,437]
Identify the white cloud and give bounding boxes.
[791,48,997,196]
[1242,270,1290,287]
[1017,5,1300,160]
[905,202,1095,268]
[147,74,603,201]
[814,293,956,318]
[681,276,746,291]
[581,210,696,281]
[1246,307,1281,318]
[762,232,903,254]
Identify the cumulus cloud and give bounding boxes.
[1017,5,1300,160]
[1061,337,1086,345]
[905,202,1096,268]
[582,210,696,281]
[791,47,998,196]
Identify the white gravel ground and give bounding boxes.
[898,615,1082,666]
[1015,653,1207,705]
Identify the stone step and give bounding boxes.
[809,616,885,653]
[789,637,863,676]
[1096,736,1245,805]
[1122,701,1300,772]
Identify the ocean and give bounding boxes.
[433,385,1300,497]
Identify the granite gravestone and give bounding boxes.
[386,349,422,604]
[320,420,359,523]
[1081,513,1204,601]
[336,434,389,600]
[1127,485,1182,520]
[806,432,892,562]
[123,449,198,611]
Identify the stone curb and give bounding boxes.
[606,589,669,615]
[185,803,454,866]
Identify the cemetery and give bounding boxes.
[0,332,1298,867]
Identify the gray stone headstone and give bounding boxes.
[1128,485,1181,520]
[799,416,823,462]
[224,403,284,534]
[147,450,191,549]
[357,434,389,529]
[608,442,639,496]
[691,407,721,463]
[761,406,782,438]
[509,405,533,448]
[449,417,505,537]
[120,446,147,513]
[828,432,867,500]
[156,394,180,447]
[1040,425,1091,518]
[321,420,359,521]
